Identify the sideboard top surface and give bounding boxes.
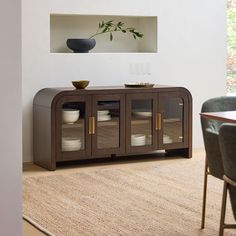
[33,85,192,108]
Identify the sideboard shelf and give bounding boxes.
[33,85,192,170]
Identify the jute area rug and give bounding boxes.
[23,155,236,236]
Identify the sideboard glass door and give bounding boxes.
[126,93,157,153]
[56,96,91,161]
[92,94,125,156]
[61,102,85,150]
[159,92,189,148]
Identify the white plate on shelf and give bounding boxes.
[62,137,82,151]
[62,137,81,144]
[163,134,173,144]
[62,145,82,152]
[163,118,181,123]
[131,134,146,146]
[133,110,152,117]
[163,139,173,144]
[131,142,145,146]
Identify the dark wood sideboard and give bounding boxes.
[33,85,192,170]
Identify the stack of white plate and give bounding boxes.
[163,134,173,144]
[62,137,82,151]
[62,109,80,124]
[97,110,111,121]
[131,134,146,146]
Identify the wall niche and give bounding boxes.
[50,14,157,53]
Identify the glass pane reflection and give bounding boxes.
[162,98,183,144]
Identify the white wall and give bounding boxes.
[22,0,226,162]
[0,0,22,235]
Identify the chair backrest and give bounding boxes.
[201,96,236,179]
[219,123,236,220]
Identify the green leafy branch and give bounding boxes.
[89,20,144,41]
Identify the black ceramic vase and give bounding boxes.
[66,38,96,53]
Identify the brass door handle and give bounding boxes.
[156,113,162,130]
[91,117,95,134]
[89,117,96,134]
[88,117,92,134]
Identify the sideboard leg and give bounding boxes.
[166,148,192,158]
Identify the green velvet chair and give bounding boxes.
[200,96,236,229]
[219,123,236,236]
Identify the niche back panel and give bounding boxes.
[50,14,157,53]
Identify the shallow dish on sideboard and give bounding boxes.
[124,83,155,88]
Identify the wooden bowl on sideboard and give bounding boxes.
[72,80,90,89]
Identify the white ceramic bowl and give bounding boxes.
[97,110,110,115]
[62,109,80,124]
[97,114,111,121]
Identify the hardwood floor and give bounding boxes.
[23,148,204,236]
